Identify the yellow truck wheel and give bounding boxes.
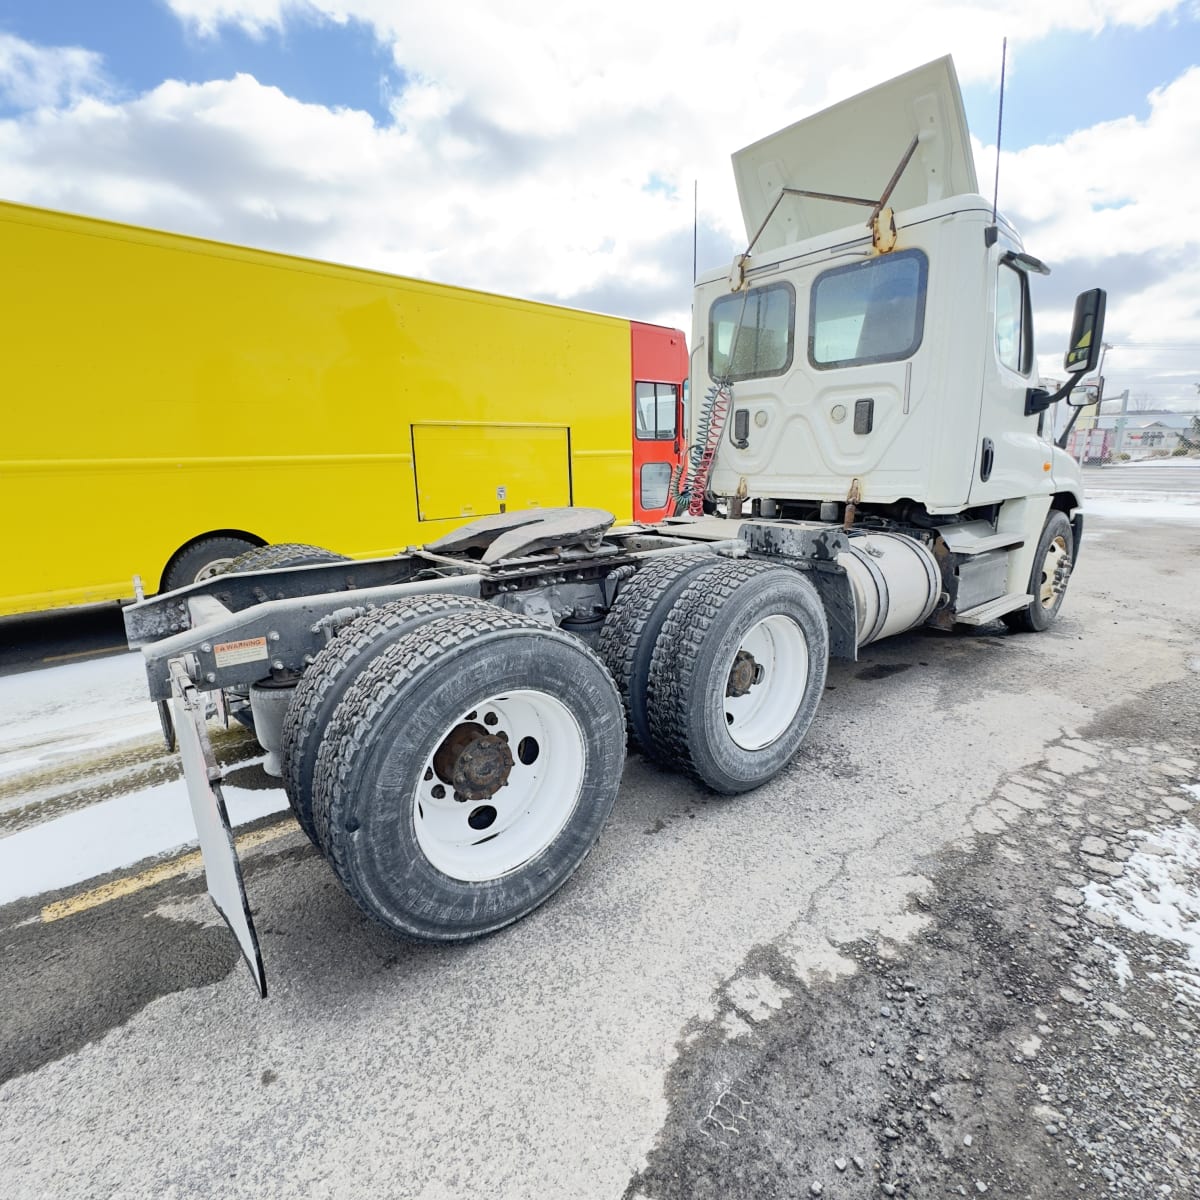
[161,535,260,591]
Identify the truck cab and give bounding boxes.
[687,56,1103,631]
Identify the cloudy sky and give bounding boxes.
[2,0,1198,408]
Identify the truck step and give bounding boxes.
[936,520,1025,555]
[955,592,1034,625]
[951,532,1025,554]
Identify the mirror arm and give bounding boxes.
[1025,369,1085,418]
[1056,401,1087,451]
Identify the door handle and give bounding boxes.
[980,437,995,482]
[731,408,749,449]
[854,398,874,435]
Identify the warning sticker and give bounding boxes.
[213,637,270,668]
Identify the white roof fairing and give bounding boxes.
[732,56,979,254]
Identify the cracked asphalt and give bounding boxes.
[1,495,1198,1199]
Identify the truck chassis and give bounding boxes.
[123,503,1070,995]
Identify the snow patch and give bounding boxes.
[1092,936,1133,989]
[726,973,791,1022]
[0,771,289,906]
[1084,492,1200,523]
[0,652,160,781]
[1084,821,1200,1006]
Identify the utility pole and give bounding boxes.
[1076,342,1112,466]
[1112,389,1130,458]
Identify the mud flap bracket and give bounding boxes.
[169,658,267,998]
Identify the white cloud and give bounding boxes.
[0,34,106,110]
[166,0,302,38]
[982,67,1200,397]
[2,3,1198,405]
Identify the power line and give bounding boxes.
[1107,342,1200,350]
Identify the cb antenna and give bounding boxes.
[692,179,698,284]
[986,37,1007,244]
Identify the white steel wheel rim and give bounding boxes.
[723,615,808,751]
[413,689,586,882]
[1039,535,1069,607]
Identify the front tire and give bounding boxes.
[311,610,626,942]
[1002,510,1073,633]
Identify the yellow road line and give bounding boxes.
[40,819,298,923]
[42,645,128,664]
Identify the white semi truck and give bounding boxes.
[121,58,1105,995]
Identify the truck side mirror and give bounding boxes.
[1064,289,1107,374]
[1065,378,1102,408]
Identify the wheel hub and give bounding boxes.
[726,649,761,698]
[1040,536,1071,607]
[433,722,514,802]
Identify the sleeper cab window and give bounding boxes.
[809,248,928,369]
[996,262,1033,375]
[635,382,678,440]
[709,282,796,382]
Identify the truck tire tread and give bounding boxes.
[647,559,829,793]
[596,551,721,755]
[1001,510,1074,633]
[311,609,625,942]
[280,594,493,845]
[222,542,349,574]
[161,535,259,591]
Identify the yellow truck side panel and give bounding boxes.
[412,424,571,520]
[0,201,635,617]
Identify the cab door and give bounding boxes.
[632,380,681,521]
[630,321,687,522]
[968,251,1052,505]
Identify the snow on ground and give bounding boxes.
[0,652,161,781]
[0,648,290,905]
[1084,492,1200,522]
[1109,458,1200,468]
[1085,816,1200,1007]
[0,772,289,907]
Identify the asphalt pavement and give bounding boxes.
[1,477,1198,1199]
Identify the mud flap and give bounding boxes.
[169,659,267,998]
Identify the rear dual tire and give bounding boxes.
[307,609,626,942]
[597,551,720,753]
[279,595,496,844]
[647,560,829,794]
[600,554,829,793]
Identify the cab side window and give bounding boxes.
[996,264,1033,375]
[635,382,678,440]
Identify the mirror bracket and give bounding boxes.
[1025,371,1085,417]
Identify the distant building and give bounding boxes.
[1090,409,1199,458]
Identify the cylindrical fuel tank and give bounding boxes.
[837,532,941,647]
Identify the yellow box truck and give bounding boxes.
[0,200,686,618]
